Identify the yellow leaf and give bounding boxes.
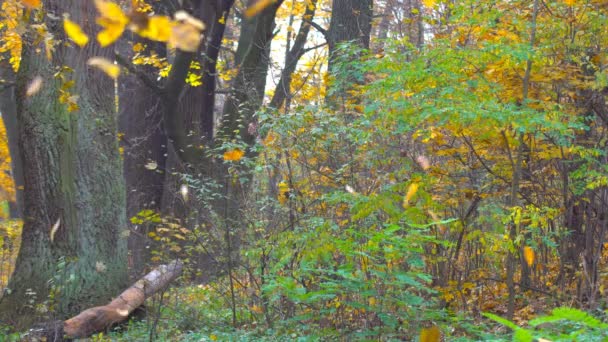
[523,246,535,267]
[63,18,89,48]
[422,0,437,8]
[136,16,172,42]
[87,57,120,79]
[250,305,263,313]
[420,325,441,342]
[223,148,244,161]
[174,10,205,31]
[169,22,202,52]
[245,0,275,18]
[20,0,41,9]
[403,182,419,208]
[278,181,289,205]
[94,0,129,47]
[563,0,575,5]
[209,335,218,341]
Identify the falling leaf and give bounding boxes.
[403,183,419,208]
[96,261,107,273]
[420,325,441,342]
[144,160,158,170]
[95,0,129,47]
[87,57,120,79]
[416,155,430,170]
[50,218,60,242]
[223,148,245,161]
[169,22,202,52]
[523,246,535,266]
[20,0,41,9]
[136,15,172,42]
[563,0,576,5]
[26,76,43,97]
[245,0,275,18]
[180,184,189,202]
[174,10,205,31]
[63,18,89,48]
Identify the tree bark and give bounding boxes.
[218,0,284,144]
[0,62,24,218]
[269,0,318,111]
[326,0,372,106]
[0,0,128,329]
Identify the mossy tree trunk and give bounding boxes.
[0,0,128,329]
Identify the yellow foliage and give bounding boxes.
[0,0,23,71]
[0,120,15,202]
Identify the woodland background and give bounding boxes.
[0,0,607,340]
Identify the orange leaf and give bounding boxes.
[21,0,41,9]
[223,148,244,161]
[245,0,275,18]
[524,246,535,266]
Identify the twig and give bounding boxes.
[114,53,163,94]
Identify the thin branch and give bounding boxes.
[303,42,327,53]
[304,19,327,37]
[114,53,163,94]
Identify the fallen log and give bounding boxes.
[30,260,183,340]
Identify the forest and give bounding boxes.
[0,0,607,340]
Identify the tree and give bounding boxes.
[325,0,372,106]
[0,0,128,328]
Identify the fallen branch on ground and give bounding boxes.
[30,260,183,340]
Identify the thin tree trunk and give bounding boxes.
[506,0,539,320]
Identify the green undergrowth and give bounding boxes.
[84,284,607,341]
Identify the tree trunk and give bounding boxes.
[0,0,128,329]
[326,0,372,106]
[0,62,24,218]
[218,0,284,144]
